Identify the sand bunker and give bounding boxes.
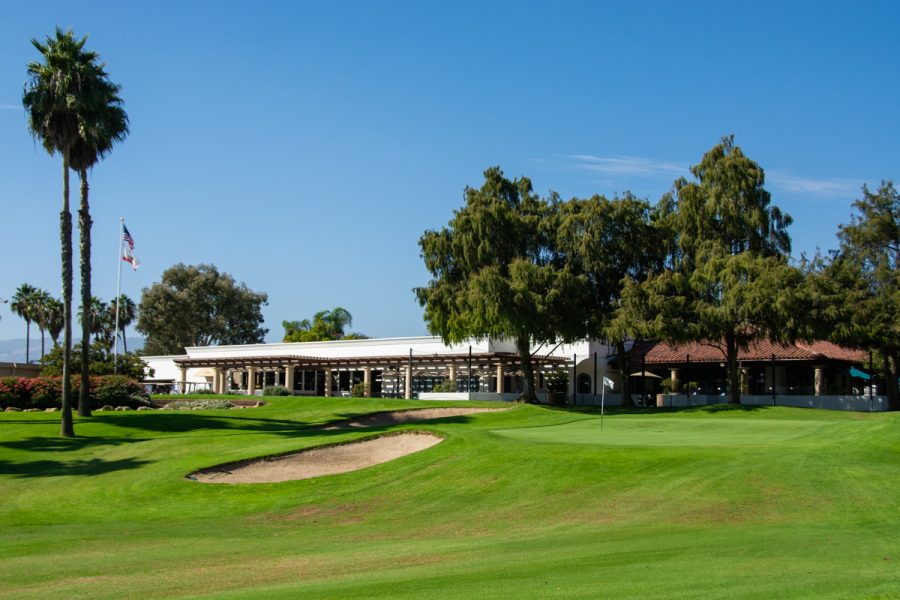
[189,432,443,484]
[324,407,509,430]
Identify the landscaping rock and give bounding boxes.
[24,408,41,412]
[44,407,59,412]
[137,406,155,411]
[115,406,131,411]
[5,407,22,412]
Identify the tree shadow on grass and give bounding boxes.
[0,456,151,478]
[545,403,768,416]
[0,435,146,453]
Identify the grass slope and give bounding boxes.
[0,398,897,599]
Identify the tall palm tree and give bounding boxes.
[32,288,52,359]
[70,64,128,417]
[23,28,95,437]
[109,294,136,353]
[10,283,38,363]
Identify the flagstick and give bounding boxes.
[600,380,606,432]
[113,218,124,373]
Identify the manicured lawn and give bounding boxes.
[0,398,898,599]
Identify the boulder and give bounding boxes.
[5,407,22,412]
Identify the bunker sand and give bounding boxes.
[190,432,443,484]
[323,407,510,429]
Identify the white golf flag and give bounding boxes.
[603,376,615,390]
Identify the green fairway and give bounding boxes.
[0,398,898,599]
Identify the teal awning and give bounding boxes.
[849,366,871,380]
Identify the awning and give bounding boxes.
[629,371,662,378]
[849,366,872,380]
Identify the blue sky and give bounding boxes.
[1,1,898,343]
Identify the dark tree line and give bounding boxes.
[417,137,899,409]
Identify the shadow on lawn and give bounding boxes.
[548,403,768,416]
[0,435,145,453]
[0,456,151,478]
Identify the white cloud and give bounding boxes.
[0,104,22,111]
[766,171,862,198]
[564,154,687,177]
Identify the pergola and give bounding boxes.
[172,351,569,398]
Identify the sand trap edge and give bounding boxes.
[187,431,444,485]
[322,406,513,430]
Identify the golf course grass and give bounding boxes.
[0,397,897,599]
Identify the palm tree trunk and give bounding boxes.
[25,321,31,364]
[60,157,75,437]
[122,329,127,354]
[78,168,92,417]
[40,328,45,360]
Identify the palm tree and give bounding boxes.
[32,289,53,359]
[44,296,64,348]
[23,28,95,437]
[10,283,39,363]
[69,64,128,417]
[324,307,353,339]
[79,296,114,351]
[109,294,136,353]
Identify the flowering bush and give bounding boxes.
[0,377,32,409]
[0,376,150,410]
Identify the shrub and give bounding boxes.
[0,375,149,410]
[262,385,291,396]
[659,378,674,394]
[545,370,569,393]
[0,377,31,409]
[164,399,233,410]
[29,377,62,409]
[93,375,151,409]
[431,381,456,393]
[351,382,370,397]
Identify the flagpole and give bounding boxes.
[113,218,124,373]
[600,382,605,432]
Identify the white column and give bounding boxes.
[178,367,187,395]
[285,365,295,392]
[814,366,825,396]
[404,364,412,399]
[324,368,332,397]
[448,364,457,390]
[363,367,372,397]
[496,364,504,393]
[247,366,257,395]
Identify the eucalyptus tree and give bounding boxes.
[10,283,39,363]
[622,137,801,404]
[137,264,268,355]
[416,167,579,403]
[68,56,128,417]
[556,193,670,405]
[809,182,898,409]
[23,28,97,436]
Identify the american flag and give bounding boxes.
[122,224,140,270]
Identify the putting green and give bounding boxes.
[492,416,833,447]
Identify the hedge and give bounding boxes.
[0,375,151,410]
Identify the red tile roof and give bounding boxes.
[635,339,866,365]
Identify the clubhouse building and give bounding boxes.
[141,335,887,411]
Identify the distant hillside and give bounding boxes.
[0,337,145,365]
